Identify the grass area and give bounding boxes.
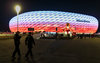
[0,34,14,39]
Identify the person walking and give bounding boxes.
[12,31,21,60]
[25,32,35,59]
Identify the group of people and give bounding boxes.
[77,33,95,39]
[12,31,35,61]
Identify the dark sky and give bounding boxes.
[0,0,100,32]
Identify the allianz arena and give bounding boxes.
[9,11,98,33]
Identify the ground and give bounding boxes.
[0,34,100,63]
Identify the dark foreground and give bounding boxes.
[0,35,100,63]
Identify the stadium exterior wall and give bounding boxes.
[9,11,98,33]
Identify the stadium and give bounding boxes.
[9,11,98,34]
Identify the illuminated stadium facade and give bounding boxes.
[9,11,98,33]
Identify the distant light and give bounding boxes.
[68,31,71,34]
[65,32,67,34]
[67,26,69,29]
[15,5,21,14]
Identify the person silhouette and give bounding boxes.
[12,31,21,61]
[25,32,35,59]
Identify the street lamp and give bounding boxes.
[15,5,21,32]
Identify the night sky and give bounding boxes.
[0,0,100,32]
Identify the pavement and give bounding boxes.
[0,35,100,63]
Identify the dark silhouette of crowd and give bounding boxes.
[77,33,96,39]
